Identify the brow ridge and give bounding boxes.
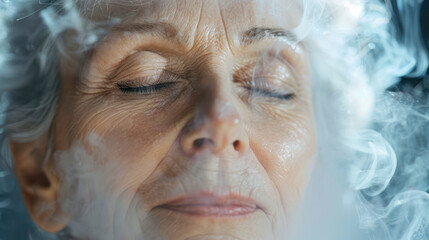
[112,22,179,40]
[242,27,297,45]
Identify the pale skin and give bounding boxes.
[10,0,317,239]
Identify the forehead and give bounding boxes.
[84,0,302,18]
[82,0,303,42]
[78,0,306,75]
[124,0,302,24]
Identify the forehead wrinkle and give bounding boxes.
[217,0,233,54]
[189,1,232,54]
[192,0,204,44]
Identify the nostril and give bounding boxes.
[233,140,240,151]
[193,138,214,149]
[194,138,205,148]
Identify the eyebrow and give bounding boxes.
[241,27,297,45]
[111,22,180,42]
[111,24,297,47]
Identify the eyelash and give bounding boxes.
[247,87,295,100]
[117,82,176,94]
[118,82,293,101]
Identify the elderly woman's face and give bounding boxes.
[50,0,316,239]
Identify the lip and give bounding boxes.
[156,192,259,217]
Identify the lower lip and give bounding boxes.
[159,204,257,217]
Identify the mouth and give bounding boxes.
[156,192,260,217]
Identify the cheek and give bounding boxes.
[54,98,191,190]
[249,111,316,205]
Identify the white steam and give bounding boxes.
[297,0,429,240]
[53,134,144,240]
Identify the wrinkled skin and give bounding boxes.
[16,0,317,239]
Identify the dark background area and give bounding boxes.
[392,0,429,96]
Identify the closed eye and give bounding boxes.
[247,87,295,100]
[117,82,176,94]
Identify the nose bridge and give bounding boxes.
[196,70,240,146]
[199,73,238,125]
[192,50,235,119]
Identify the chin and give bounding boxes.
[141,207,278,240]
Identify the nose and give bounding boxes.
[180,92,249,156]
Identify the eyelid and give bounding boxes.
[106,51,168,82]
[117,70,180,86]
[233,62,297,101]
[236,61,296,84]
